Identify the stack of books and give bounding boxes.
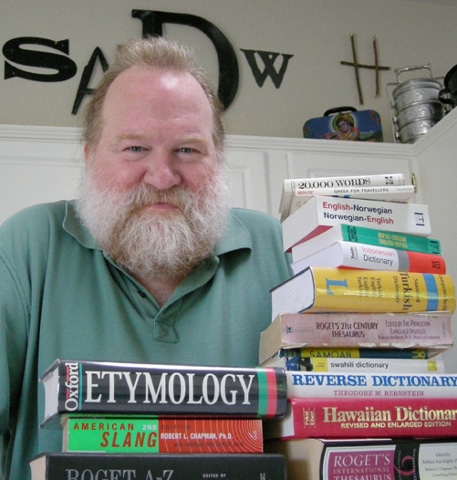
[262,173,457,479]
[29,359,289,480]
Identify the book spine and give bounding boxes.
[264,312,453,351]
[323,441,457,480]
[264,438,457,480]
[264,354,444,373]
[286,371,457,399]
[31,452,287,480]
[309,268,455,313]
[264,396,457,439]
[339,224,441,254]
[289,347,433,359]
[291,241,446,275]
[282,196,431,252]
[63,417,263,453]
[283,185,415,220]
[260,348,436,367]
[41,360,287,425]
[283,173,406,195]
[290,224,442,263]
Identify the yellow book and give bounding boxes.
[270,267,455,320]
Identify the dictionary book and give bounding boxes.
[264,396,457,439]
[282,195,431,252]
[281,184,415,221]
[290,240,446,275]
[40,359,287,427]
[270,267,456,320]
[286,371,457,399]
[290,223,441,262]
[259,311,454,364]
[261,351,445,373]
[61,416,264,453]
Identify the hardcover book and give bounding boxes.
[281,185,415,221]
[282,195,431,252]
[29,452,287,480]
[264,437,457,480]
[290,240,446,275]
[259,311,454,364]
[290,224,441,261]
[264,396,457,439]
[270,267,456,320]
[62,416,264,453]
[286,371,457,399]
[40,359,287,427]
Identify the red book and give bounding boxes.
[62,417,264,453]
[264,396,457,439]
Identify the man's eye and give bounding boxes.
[177,147,195,154]
[128,146,145,152]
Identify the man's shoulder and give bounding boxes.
[0,201,71,240]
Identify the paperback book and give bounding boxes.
[264,437,457,480]
[282,195,431,252]
[290,240,446,275]
[259,311,454,363]
[270,267,456,320]
[40,359,287,427]
[290,223,441,262]
[29,452,287,480]
[264,396,457,439]
[280,172,407,221]
[61,416,264,453]
[262,346,433,360]
[261,351,445,373]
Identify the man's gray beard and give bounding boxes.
[76,168,230,281]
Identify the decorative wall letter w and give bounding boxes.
[241,49,294,88]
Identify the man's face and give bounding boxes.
[78,67,229,280]
[85,66,219,202]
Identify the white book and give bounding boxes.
[261,354,446,374]
[286,371,457,398]
[282,195,431,253]
[280,173,408,221]
[290,240,445,275]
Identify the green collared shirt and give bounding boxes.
[0,200,291,480]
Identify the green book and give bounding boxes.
[291,223,441,262]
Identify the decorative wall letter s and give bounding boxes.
[3,37,77,82]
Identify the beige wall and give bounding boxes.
[1,0,457,142]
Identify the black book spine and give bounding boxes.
[42,359,287,421]
[32,452,287,480]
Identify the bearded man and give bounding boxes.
[0,37,291,480]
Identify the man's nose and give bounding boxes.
[143,152,181,190]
